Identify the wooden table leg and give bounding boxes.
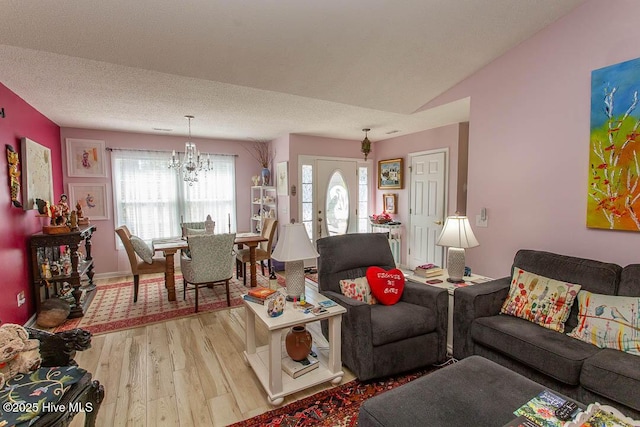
[249,244,258,288]
[164,251,177,301]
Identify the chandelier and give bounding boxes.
[168,115,211,185]
[361,128,371,160]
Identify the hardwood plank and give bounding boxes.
[188,315,231,399]
[114,333,147,425]
[146,323,175,401]
[147,396,180,426]
[208,393,244,427]
[173,365,214,426]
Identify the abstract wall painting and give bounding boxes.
[588,57,640,231]
[20,137,54,211]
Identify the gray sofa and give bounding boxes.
[454,249,640,418]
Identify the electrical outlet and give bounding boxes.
[17,291,25,307]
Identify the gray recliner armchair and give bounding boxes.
[317,233,448,381]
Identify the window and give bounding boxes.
[301,164,313,239]
[112,150,236,243]
[358,166,369,232]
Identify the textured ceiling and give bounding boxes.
[0,0,585,141]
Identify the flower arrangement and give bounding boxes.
[245,140,274,168]
[370,212,392,224]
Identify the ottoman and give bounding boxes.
[358,355,573,427]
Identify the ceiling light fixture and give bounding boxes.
[168,115,211,185]
[361,128,372,161]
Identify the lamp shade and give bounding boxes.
[436,215,479,249]
[272,223,319,262]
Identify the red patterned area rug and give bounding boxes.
[54,272,283,335]
[229,366,437,427]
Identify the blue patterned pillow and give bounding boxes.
[0,366,87,426]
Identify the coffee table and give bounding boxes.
[358,355,583,427]
[243,286,346,405]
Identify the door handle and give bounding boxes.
[434,220,443,225]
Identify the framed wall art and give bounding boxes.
[588,57,640,231]
[68,183,111,220]
[20,137,54,210]
[378,158,403,189]
[276,161,288,195]
[66,138,107,177]
[383,193,397,214]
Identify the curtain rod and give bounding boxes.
[106,147,238,157]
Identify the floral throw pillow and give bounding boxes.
[568,291,640,355]
[501,268,581,332]
[339,277,377,305]
[130,235,154,264]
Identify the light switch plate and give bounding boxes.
[476,214,488,228]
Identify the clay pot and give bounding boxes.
[285,325,312,361]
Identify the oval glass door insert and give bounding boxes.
[325,170,349,236]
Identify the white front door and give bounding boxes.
[408,151,447,269]
[316,160,358,241]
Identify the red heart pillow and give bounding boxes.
[366,267,405,305]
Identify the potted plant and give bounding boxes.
[246,140,274,185]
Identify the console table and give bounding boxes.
[29,225,97,318]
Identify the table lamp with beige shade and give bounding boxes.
[436,214,479,283]
[271,222,319,301]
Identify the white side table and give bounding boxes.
[243,287,346,405]
[405,269,492,356]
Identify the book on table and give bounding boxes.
[243,293,277,305]
[413,264,443,278]
[282,354,319,378]
[248,287,276,299]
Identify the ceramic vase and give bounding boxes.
[285,325,312,361]
[261,167,271,186]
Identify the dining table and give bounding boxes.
[152,232,268,301]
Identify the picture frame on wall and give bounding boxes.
[66,138,107,177]
[383,193,397,214]
[276,161,289,195]
[20,137,55,210]
[378,158,403,189]
[68,183,111,220]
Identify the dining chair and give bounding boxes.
[181,215,215,237]
[180,233,236,312]
[115,225,167,302]
[236,218,278,286]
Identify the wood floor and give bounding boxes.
[69,275,355,427]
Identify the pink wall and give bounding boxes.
[421,0,640,278]
[271,134,291,226]
[374,123,464,264]
[0,83,61,325]
[59,128,265,276]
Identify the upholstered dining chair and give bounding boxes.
[317,233,449,381]
[115,225,167,303]
[236,218,278,286]
[180,214,215,237]
[180,233,236,312]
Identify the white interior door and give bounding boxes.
[316,160,358,241]
[408,151,446,269]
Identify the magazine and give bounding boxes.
[513,390,573,427]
